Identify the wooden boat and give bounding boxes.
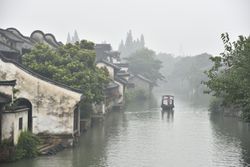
[161,95,174,111]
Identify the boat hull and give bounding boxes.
[161,104,174,111]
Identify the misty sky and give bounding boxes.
[0,0,249,56]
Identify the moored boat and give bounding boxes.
[161,95,174,111]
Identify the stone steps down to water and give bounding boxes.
[37,135,66,156]
[38,143,65,156]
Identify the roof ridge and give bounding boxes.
[0,53,82,94]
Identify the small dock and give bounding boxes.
[38,143,65,156]
[37,135,70,156]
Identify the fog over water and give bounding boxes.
[1,0,249,55]
[1,97,250,167]
[1,1,250,166]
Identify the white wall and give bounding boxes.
[120,67,128,72]
[1,109,28,145]
[93,102,105,114]
[96,62,114,79]
[0,59,82,135]
[114,81,124,104]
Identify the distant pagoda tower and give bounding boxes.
[66,30,80,44]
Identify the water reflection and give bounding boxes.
[1,98,250,167]
[125,95,158,112]
[210,114,250,166]
[161,110,174,122]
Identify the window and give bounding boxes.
[19,117,23,130]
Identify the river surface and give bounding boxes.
[2,97,250,167]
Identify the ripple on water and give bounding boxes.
[1,101,250,167]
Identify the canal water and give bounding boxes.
[2,97,250,167]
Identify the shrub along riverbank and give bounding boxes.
[204,33,250,121]
[0,131,40,162]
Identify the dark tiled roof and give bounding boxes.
[2,107,29,113]
[115,77,128,85]
[0,92,11,103]
[30,30,61,48]
[116,71,130,76]
[130,74,154,85]
[44,34,61,48]
[0,41,19,53]
[0,80,16,86]
[0,29,23,42]
[95,44,112,51]
[105,81,119,90]
[6,28,35,45]
[137,74,153,84]
[104,51,120,57]
[0,52,82,94]
[114,63,129,67]
[97,60,121,70]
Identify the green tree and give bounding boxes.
[125,48,164,85]
[22,41,109,103]
[204,33,250,120]
[168,53,212,95]
[16,131,40,159]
